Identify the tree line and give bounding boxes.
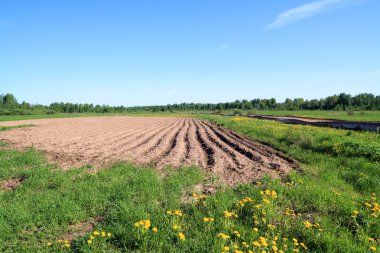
[0,92,379,115]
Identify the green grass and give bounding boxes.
[224,110,380,122]
[0,116,379,252]
[0,124,35,131]
[2,110,379,122]
[0,112,198,122]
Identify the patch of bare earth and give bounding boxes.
[0,116,299,186]
[0,177,25,191]
[63,217,103,242]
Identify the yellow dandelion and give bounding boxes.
[178,232,186,241]
[47,242,52,246]
[172,224,181,230]
[87,239,92,245]
[253,241,261,247]
[304,221,313,228]
[101,231,106,237]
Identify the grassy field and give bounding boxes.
[0,117,379,252]
[226,110,380,122]
[1,110,380,123]
[0,112,196,122]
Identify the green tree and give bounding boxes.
[2,93,17,109]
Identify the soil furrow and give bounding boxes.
[141,118,186,165]
[101,117,182,163]
[156,118,190,168]
[77,119,178,166]
[193,119,238,174]
[202,120,264,163]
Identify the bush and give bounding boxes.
[233,109,244,115]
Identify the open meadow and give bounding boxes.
[0,115,379,252]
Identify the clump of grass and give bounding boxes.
[0,124,35,131]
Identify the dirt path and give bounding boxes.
[0,116,298,185]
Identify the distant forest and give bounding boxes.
[0,92,379,115]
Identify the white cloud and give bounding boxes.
[266,0,350,29]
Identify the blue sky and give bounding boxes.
[1,0,379,106]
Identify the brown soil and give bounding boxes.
[0,116,298,185]
[0,177,25,191]
[63,217,103,242]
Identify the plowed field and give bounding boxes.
[0,117,298,185]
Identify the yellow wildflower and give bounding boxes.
[87,239,92,245]
[178,232,186,241]
[93,231,100,236]
[370,246,376,251]
[253,227,259,232]
[259,237,268,247]
[304,221,313,228]
[203,217,214,222]
[152,227,158,232]
[107,232,111,237]
[101,231,106,237]
[224,246,230,251]
[217,233,230,239]
[172,224,181,230]
[253,241,261,247]
[47,242,52,246]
